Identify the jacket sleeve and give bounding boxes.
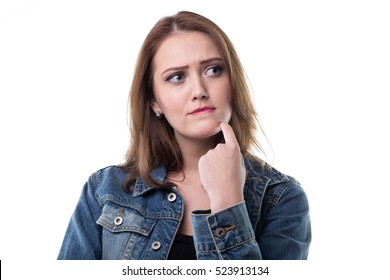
[256,181,311,260]
[57,174,102,260]
[191,180,311,260]
[191,202,262,259]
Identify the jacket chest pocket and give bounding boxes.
[97,201,157,259]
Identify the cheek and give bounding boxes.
[153,85,185,114]
[157,97,185,123]
[222,85,233,121]
[221,83,233,109]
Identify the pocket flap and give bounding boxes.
[97,201,156,236]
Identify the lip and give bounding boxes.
[189,106,215,115]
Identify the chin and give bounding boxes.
[191,121,222,139]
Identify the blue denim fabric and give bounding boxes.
[58,157,311,260]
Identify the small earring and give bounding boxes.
[156,111,162,118]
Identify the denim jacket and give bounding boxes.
[58,157,311,260]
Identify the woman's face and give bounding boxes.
[152,31,232,141]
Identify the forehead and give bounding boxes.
[153,31,221,70]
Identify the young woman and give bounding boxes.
[58,11,311,260]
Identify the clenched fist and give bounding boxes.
[198,122,246,213]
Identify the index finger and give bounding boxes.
[220,122,239,146]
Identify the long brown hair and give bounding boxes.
[123,11,267,191]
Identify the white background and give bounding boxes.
[1,0,389,278]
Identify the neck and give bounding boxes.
[175,133,220,173]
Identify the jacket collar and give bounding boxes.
[132,157,288,197]
[132,165,167,197]
[244,157,289,187]
[243,157,289,229]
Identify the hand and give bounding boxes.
[198,122,246,213]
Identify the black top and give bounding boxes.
[167,234,197,260]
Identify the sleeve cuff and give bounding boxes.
[191,201,255,253]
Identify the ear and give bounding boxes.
[150,100,162,114]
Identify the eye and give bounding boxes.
[205,65,224,76]
[167,73,185,84]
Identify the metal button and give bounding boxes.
[114,216,123,226]
[151,241,161,250]
[214,227,226,238]
[167,192,177,202]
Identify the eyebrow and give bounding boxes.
[160,57,224,76]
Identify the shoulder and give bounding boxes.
[87,165,130,205]
[244,155,307,205]
[244,156,310,230]
[90,165,129,185]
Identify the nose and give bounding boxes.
[191,75,209,101]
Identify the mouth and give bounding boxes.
[189,106,216,115]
